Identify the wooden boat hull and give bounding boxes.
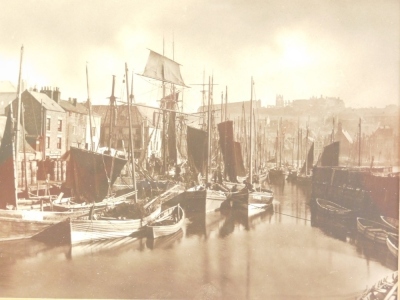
[315,198,353,220]
[147,205,185,239]
[357,217,394,244]
[183,188,227,213]
[386,234,398,258]
[51,191,136,212]
[0,209,85,241]
[69,206,161,244]
[248,191,274,210]
[231,189,273,211]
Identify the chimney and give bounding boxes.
[53,87,61,103]
[40,86,52,99]
[73,98,77,106]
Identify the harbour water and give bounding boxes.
[0,181,396,299]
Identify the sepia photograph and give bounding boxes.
[0,0,398,299]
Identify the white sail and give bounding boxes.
[142,50,187,87]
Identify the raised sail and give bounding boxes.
[0,110,18,209]
[67,147,128,203]
[300,142,314,175]
[187,126,208,174]
[142,50,187,87]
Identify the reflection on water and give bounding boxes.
[0,181,396,299]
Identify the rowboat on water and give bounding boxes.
[51,190,137,213]
[359,271,398,300]
[68,204,162,245]
[386,233,398,258]
[357,217,396,244]
[147,205,185,239]
[380,215,399,231]
[315,198,353,219]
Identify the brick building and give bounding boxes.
[8,89,67,159]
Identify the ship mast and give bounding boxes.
[125,63,138,203]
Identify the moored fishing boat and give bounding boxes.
[386,233,398,258]
[51,190,136,212]
[0,209,87,241]
[357,217,396,244]
[67,182,185,244]
[147,204,185,239]
[315,198,353,220]
[68,204,161,245]
[183,187,227,213]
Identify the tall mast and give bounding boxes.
[206,76,211,183]
[225,86,228,122]
[358,118,361,166]
[15,45,23,165]
[125,63,138,203]
[249,77,253,185]
[305,121,309,175]
[86,63,94,151]
[162,39,167,174]
[108,76,116,152]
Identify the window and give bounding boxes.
[72,126,76,134]
[46,136,50,149]
[57,137,62,149]
[82,127,86,138]
[57,119,62,131]
[91,127,96,137]
[46,117,51,131]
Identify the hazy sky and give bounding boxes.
[0,0,398,112]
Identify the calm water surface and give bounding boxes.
[0,181,397,299]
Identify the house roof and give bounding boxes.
[26,90,65,113]
[59,99,100,116]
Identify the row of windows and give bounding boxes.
[46,118,63,132]
[46,137,62,149]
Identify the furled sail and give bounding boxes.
[187,126,207,174]
[67,147,128,203]
[142,50,187,87]
[168,111,177,165]
[0,109,18,209]
[300,142,314,175]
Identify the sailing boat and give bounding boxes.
[183,125,227,213]
[52,67,135,213]
[52,71,185,245]
[223,78,274,212]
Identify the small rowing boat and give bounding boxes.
[315,198,353,219]
[357,217,396,244]
[147,205,185,239]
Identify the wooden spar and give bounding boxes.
[225,86,228,122]
[15,46,23,165]
[107,75,117,197]
[126,102,209,117]
[206,76,211,183]
[249,77,253,185]
[86,63,94,151]
[358,117,361,166]
[86,63,99,200]
[125,63,138,203]
[21,102,28,195]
